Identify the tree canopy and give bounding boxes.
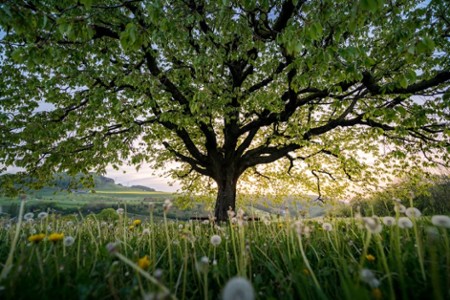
[0,0,449,220]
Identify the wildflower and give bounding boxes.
[66,221,74,226]
[405,207,421,218]
[227,208,236,219]
[366,254,376,262]
[431,215,450,229]
[372,288,382,300]
[154,268,163,279]
[37,212,48,219]
[116,208,124,215]
[382,216,396,226]
[23,212,34,221]
[129,225,134,231]
[48,233,64,243]
[398,217,413,229]
[202,220,210,225]
[222,277,255,300]
[178,224,184,230]
[196,256,209,273]
[106,242,119,254]
[63,236,75,247]
[362,217,383,234]
[28,233,46,244]
[210,235,222,246]
[142,228,151,235]
[322,223,333,231]
[137,255,150,269]
[212,259,217,266]
[133,219,142,226]
[163,199,172,211]
[360,268,380,288]
[394,204,406,213]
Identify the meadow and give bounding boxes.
[0,199,449,300]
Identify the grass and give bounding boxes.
[0,200,449,300]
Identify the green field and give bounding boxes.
[0,202,449,299]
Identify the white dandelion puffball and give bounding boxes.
[64,236,75,247]
[362,217,383,234]
[398,217,413,229]
[382,216,396,226]
[210,235,222,246]
[116,208,124,215]
[142,228,151,235]
[24,212,34,221]
[222,277,255,300]
[431,215,450,229]
[163,199,173,211]
[405,207,422,218]
[38,212,48,219]
[394,204,406,213]
[360,268,379,287]
[322,223,333,231]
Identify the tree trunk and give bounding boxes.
[214,175,238,221]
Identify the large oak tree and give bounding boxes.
[0,0,449,220]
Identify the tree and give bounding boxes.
[0,0,449,220]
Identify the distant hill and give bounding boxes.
[130,185,156,192]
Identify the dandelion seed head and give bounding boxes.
[405,207,421,218]
[38,212,48,219]
[116,208,124,215]
[142,228,151,235]
[154,269,163,279]
[394,204,406,213]
[322,223,333,231]
[398,217,413,229]
[63,236,75,247]
[202,220,210,225]
[382,216,396,226]
[360,268,375,282]
[431,215,450,229]
[163,199,173,211]
[222,277,255,300]
[210,234,222,246]
[23,212,34,221]
[362,217,383,234]
[106,242,119,254]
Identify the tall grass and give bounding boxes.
[0,203,449,299]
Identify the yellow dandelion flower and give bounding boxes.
[366,254,376,262]
[278,223,283,228]
[48,233,64,243]
[303,268,310,276]
[372,288,382,300]
[133,219,142,226]
[28,233,46,244]
[129,225,135,230]
[137,255,150,269]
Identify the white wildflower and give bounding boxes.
[142,228,151,235]
[431,215,450,229]
[210,235,222,246]
[63,236,75,247]
[405,207,421,218]
[394,204,406,213]
[222,277,255,300]
[398,217,413,229]
[322,223,333,231]
[23,212,34,221]
[362,217,383,234]
[116,208,124,215]
[38,212,48,219]
[382,216,396,226]
[163,199,173,211]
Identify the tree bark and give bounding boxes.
[214,174,238,221]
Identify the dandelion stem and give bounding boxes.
[1,199,25,279]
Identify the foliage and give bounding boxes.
[333,175,450,217]
[0,0,449,218]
